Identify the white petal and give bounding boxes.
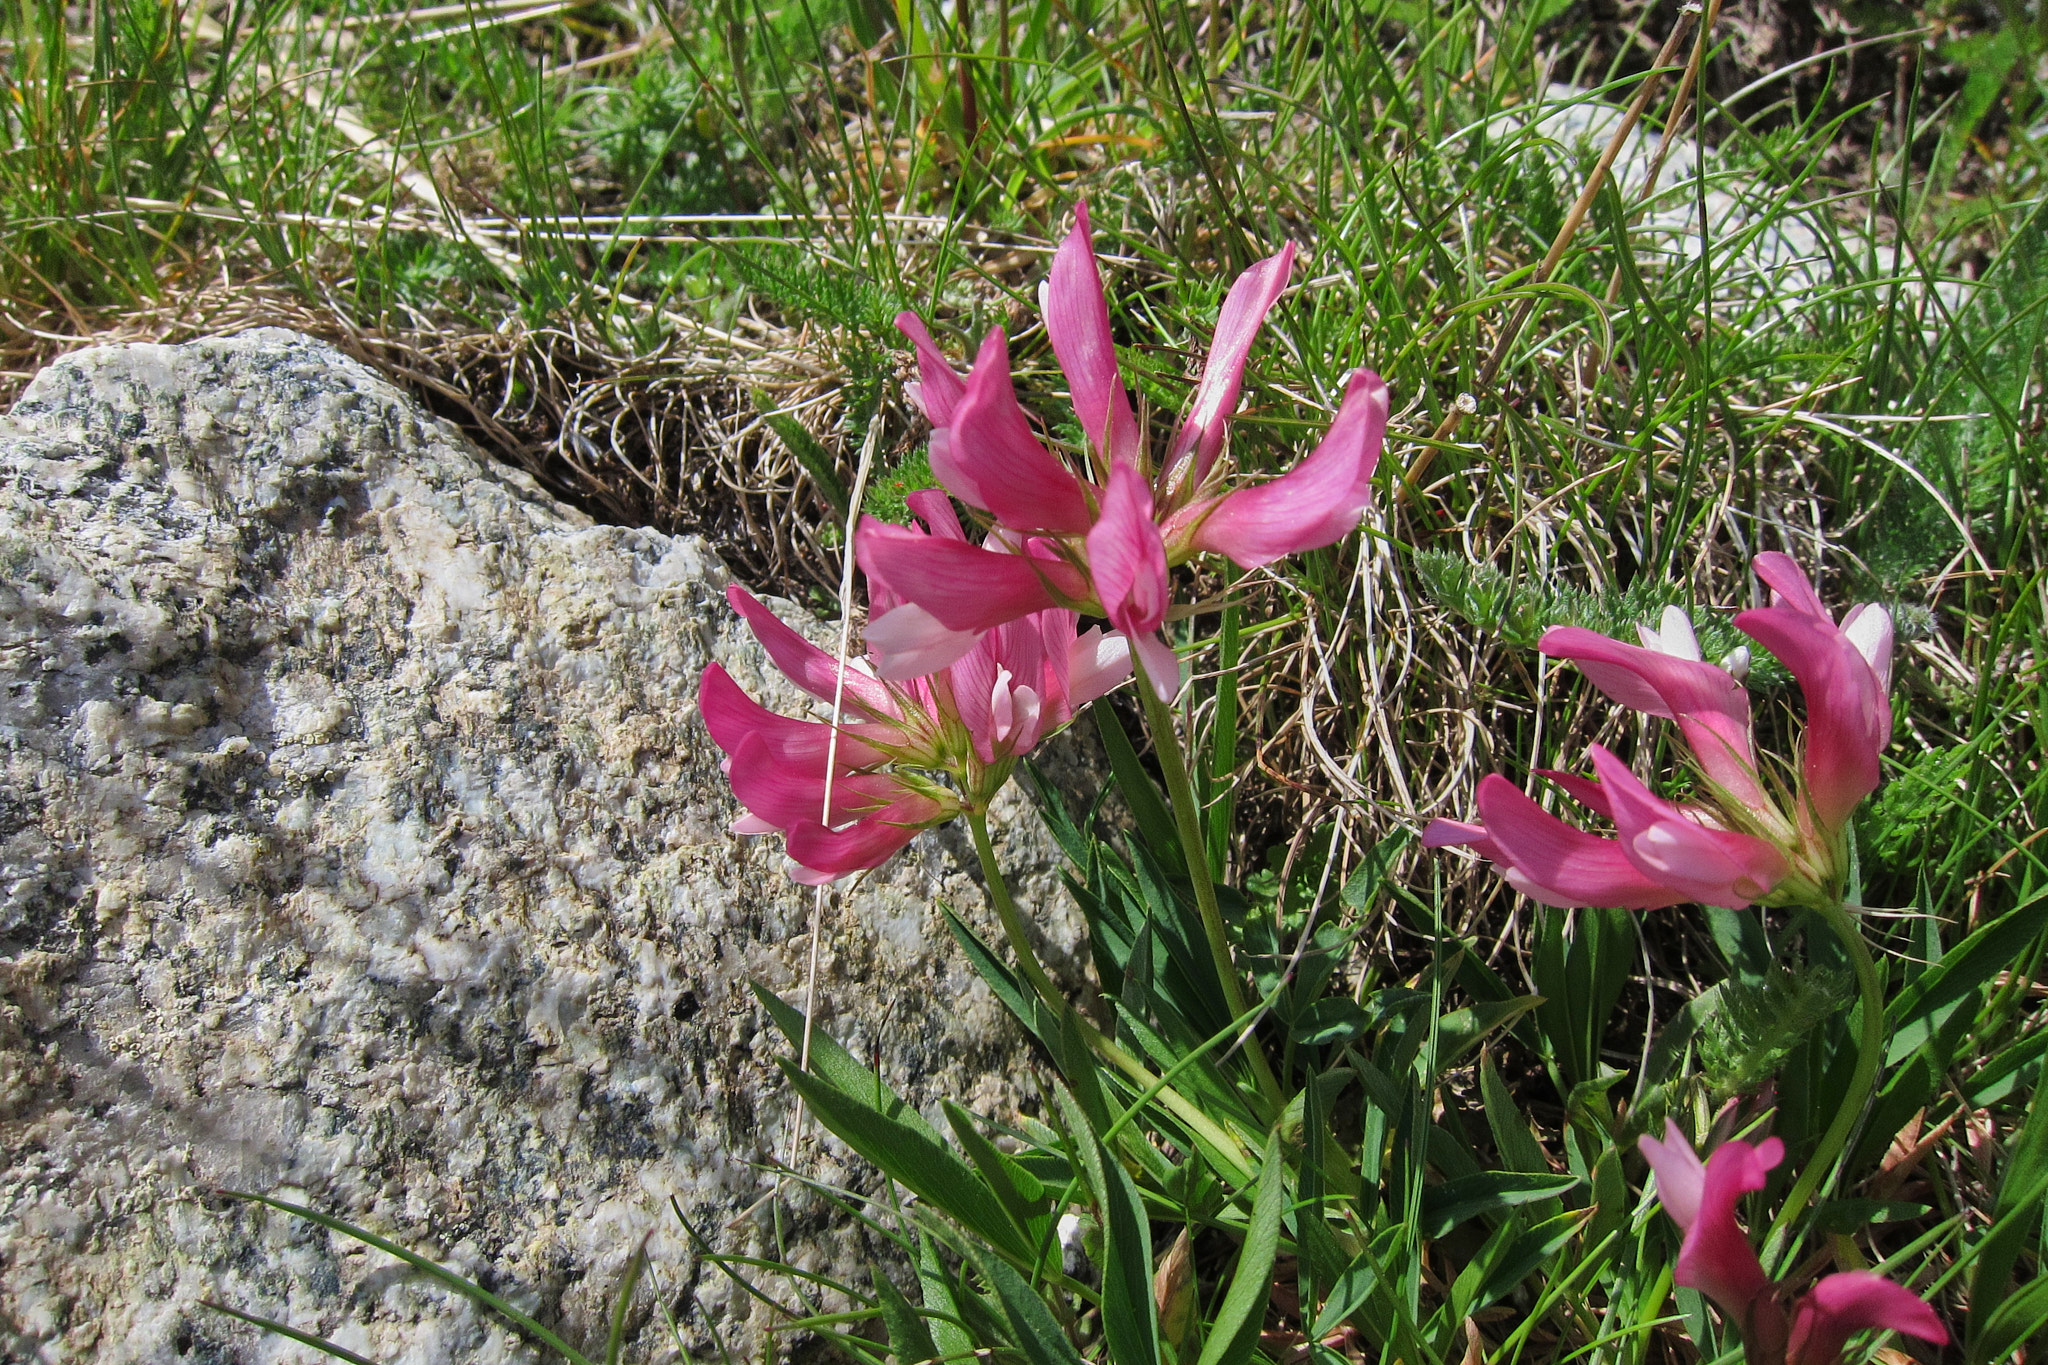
[989,666,1016,741]
[1637,604,1702,660]
[1066,627,1133,705]
[1841,603,1894,690]
[1011,684,1045,751]
[1133,631,1183,701]
[864,604,981,679]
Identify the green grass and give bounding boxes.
[7,0,2047,1361]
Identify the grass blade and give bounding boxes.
[216,1191,591,1365]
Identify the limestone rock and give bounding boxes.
[0,331,1079,1364]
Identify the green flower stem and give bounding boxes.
[1764,899,1885,1262]
[968,808,1065,1010]
[1132,658,1285,1114]
[965,808,1256,1184]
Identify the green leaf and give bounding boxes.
[1308,1246,1380,1339]
[1431,996,1544,1074]
[1206,604,1241,878]
[779,1064,1037,1266]
[1094,704,1184,863]
[1196,1134,1287,1365]
[872,1269,942,1365]
[966,1244,1088,1365]
[1967,1080,2048,1357]
[1887,887,2048,1065]
[1965,1026,2048,1107]
[1290,996,1373,1045]
[944,1101,1052,1237]
[1480,1052,1553,1177]
[1973,1277,2048,1365]
[1530,907,1633,1089]
[757,403,850,515]
[604,1242,647,1365]
[941,907,1054,1045]
[754,986,950,1147]
[1453,1210,1585,1316]
[1704,905,1772,984]
[1052,1084,1158,1365]
[1339,828,1416,911]
[1419,1172,1581,1239]
[917,1235,977,1365]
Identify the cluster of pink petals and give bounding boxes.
[860,201,1390,699]
[1424,553,1894,910]
[700,533,1129,882]
[1639,1122,1945,1364]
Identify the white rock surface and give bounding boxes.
[1499,83,1970,320]
[0,331,1079,1364]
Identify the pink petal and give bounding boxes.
[864,603,983,680]
[1086,461,1171,638]
[725,731,900,831]
[1787,1272,1947,1365]
[1638,1120,1708,1231]
[926,427,983,508]
[1675,1137,1781,1330]
[1470,774,1689,909]
[698,664,887,770]
[1540,627,1766,811]
[855,518,1084,632]
[1064,627,1132,707]
[1535,768,1613,819]
[945,632,1000,759]
[726,585,899,719]
[1421,817,1504,862]
[1733,603,1890,832]
[949,328,1094,534]
[895,312,966,426]
[1753,551,1831,621]
[1588,746,1786,908]
[1186,368,1388,568]
[860,495,966,620]
[906,488,967,539]
[1042,201,1140,468]
[784,794,947,883]
[1164,242,1298,488]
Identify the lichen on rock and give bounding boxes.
[0,330,1077,1364]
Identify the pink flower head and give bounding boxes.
[1676,1134,1784,1332]
[701,578,1129,883]
[1421,747,1788,911]
[1734,552,1894,833]
[1787,1272,1948,1365]
[1434,554,1895,910]
[1640,1126,1946,1364]
[880,201,1390,700]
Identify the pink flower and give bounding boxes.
[1541,605,1768,814]
[1787,1272,1949,1365]
[1427,555,1895,910]
[1638,1123,1946,1365]
[701,576,1128,883]
[1734,552,1894,833]
[1422,748,1788,910]
[870,201,1390,700]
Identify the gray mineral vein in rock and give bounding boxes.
[0,330,1081,1364]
